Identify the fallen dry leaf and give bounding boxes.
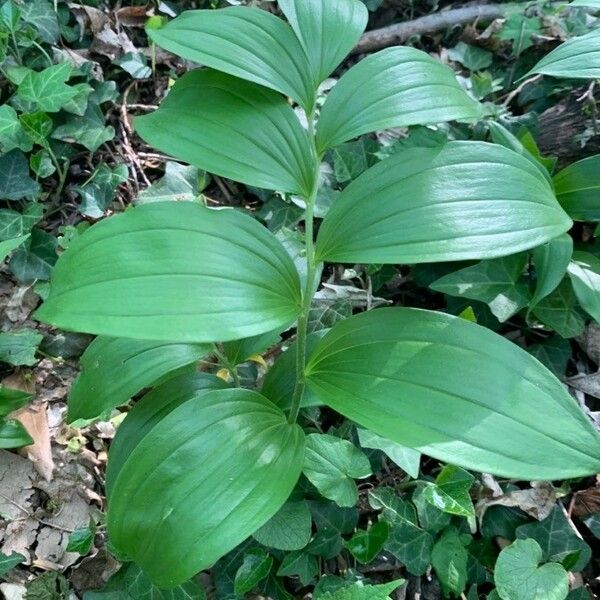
[115,5,151,27]
[476,481,557,521]
[11,403,55,482]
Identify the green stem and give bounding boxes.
[213,346,241,388]
[46,146,69,205]
[288,109,321,425]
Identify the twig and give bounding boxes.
[353,3,511,54]
[501,74,542,106]
[0,493,75,534]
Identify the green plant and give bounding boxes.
[34,0,600,589]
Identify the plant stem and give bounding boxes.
[288,110,321,425]
[213,346,241,387]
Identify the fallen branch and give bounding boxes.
[354,3,510,54]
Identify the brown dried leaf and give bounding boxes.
[68,3,109,35]
[477,482,556,521]
[12,403,55,482]
[115,5,151,27]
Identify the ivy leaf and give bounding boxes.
[498,14,541,56]
[448,42,493,71]
[344,521,389,564]
[0,204,43,240]
[234,548,272,595]
[431,527,469,597]
[303,433,372,507]
[431,254,531,322]
[0,235,29,262]
[52,104,115,151]
[137,161,209,204]
[532,279,585,338]
[21,0,59,43]
[422,465,475,517]
[72,163,128,218]
[527,336,571,378]
[276,551,319,586]
[494,539,569,600]
[0,328,42,366]
[0,551,25,576]
[114,52,152,79]
[516,506,591,572]
[85,562,206,600]
[357,428,420,478]
[412,484,452,533]
[17,63,78,113]
[253,501,312,551]
[66,523,96,555]
[20,112,53,146]
[0,150,40,200]
[9,228,58,282]
[0,105,32,152]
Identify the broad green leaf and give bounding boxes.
[570,0,600,6]
[234,548,272,595]
[36,202,302,343]
[529,28,600,79]
[494,539,569,600]
[106,372,228,494]
[0,235,29,262]
[531,234,573,307]
[343,521,389,564]
[516,506,591,572]
[85,562,206,600]
[422,465,475,517]
[303,433,371,507]
[253,501,312,551]
[0,552,25,576]
[0,419,33,449]
[0,328,42,366]
[314,580,404,600]
[17,63,78,112]
[136,70,314,196]
[567,251,600,322]
[316,142,571,264]
[532,279,585,338]
[488,122,552,183]
[431,253,530,322]
[277,551,319,585]
[0,150,40,201]
[68,337,211,422]
[357,427,420,478]
[147,7,315,109]
[316,48,482,153]
[108,388,304,587]
[278,0,367,85]
[554,155,600,220]
[0,385,31,416]
[431,527,469,597]
[137,162,208,204]
[305,307,600,479]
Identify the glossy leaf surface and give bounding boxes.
[554,155,600,221]
[531,234,573,307]
[316,48,482,153]
[278,0,367,85]
[135,70,315,196]
[0,419,32,449]
[36,202,302,342]
[68,337,211,421]
[316,142,572,264]
[567,251,600,323]
[108,388,305,587]
[305,307,600,479]
[529,29,600,79]
[106,373,228,494]
[147,7,315,108]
